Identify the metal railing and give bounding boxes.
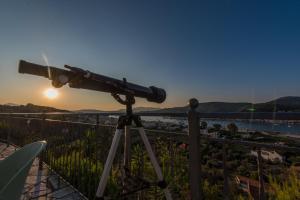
[0,106,300,199]
[187,99,300,200]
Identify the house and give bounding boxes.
[235,175,270,200]
[200,129,219,138]
[143,121,158,129]
[241,133,251,139]
[250,149,283,163]
[200,129,208,135]
[274,142,285,146]
[236,175,260,199]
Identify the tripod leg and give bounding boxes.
[96,129,124,198]
[138,127,173,200]
[124,125,131,170]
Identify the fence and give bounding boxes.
[0,102,300,199]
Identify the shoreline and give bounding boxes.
[261,131,300,139]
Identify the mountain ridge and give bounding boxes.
[1,96,299,113]
[141,96,300,113]
[74,107,160,113]
[0,103,68,113]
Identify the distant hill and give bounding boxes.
[242,96,300,112]
[0,103,68,113]
[2,96,299,114]
[149,102,251,114]
[143,96,300,114]
[116,107,160,113]
[75,109,105,113]
[75,107,160,113]
[4,103,19,107]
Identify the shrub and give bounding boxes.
[269,170,300,200]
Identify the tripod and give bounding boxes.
[96,94,172,200]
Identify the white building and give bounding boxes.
[200,129,219,138]
[250,149,283,163]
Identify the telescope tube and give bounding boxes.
[18,60,166,103]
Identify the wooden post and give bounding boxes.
[188,98,202,200]
[257,148,265,200]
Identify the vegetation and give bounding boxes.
[227,123,238,133]
[213,124,222,132]
[269,170,300,200]
[1,117,300,199]
[200,121,208,129]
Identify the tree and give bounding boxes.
[213,124,222,132]
[227,123,238,133]
[200,121,208,129]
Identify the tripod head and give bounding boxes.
[111,93,135,116]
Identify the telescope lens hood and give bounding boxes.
[148,86,166,103]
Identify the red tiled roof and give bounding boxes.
[236,175,260,188]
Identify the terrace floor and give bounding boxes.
[0,142,87,200]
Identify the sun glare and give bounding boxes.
[44,88,59,99]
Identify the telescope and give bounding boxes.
[18,60,166,104]
[18,59,172,199]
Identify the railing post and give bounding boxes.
[96,113,100,128]
[39,113,46,170]
[6,118,10,147]
[257,148,265,200]
[188,98,202,200]
[6,130,10,147]
[222,143,229,200]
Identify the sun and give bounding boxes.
[44,88,59,99]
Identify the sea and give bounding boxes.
[139,116,300,135]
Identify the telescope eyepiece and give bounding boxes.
[19,60,49,78]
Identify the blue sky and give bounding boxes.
[0,0,299,110]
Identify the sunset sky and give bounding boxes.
[0,1,299,111]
